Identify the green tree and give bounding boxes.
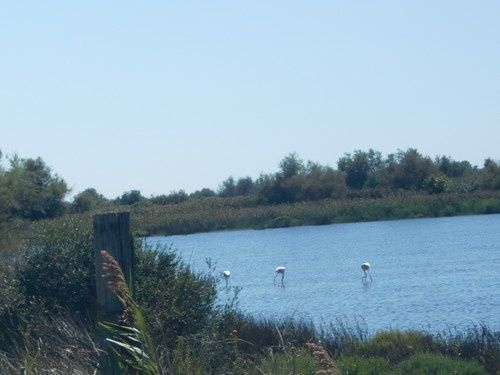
[480,158,500,190]
[72,188,108,213]
[300,162,347,200]
[423,175,450,194]
[189,188,216,199]
[218,177,237,197]
[254,154,306,203]
[116,190,143,205]
[218,176,254,197]
[435,156,474,178]
[385,149,437,190]
[279,152,305,178]
[337,149,383,189]
[3,156,68,220]
[235,176,254,196]
[0,151,15,239]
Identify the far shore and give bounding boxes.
[129,191,500,236]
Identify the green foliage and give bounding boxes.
[385,149,437,190]
[116,190,144,205]
[438,325,500,374]
[189,187,216,199]
[1,155,68,220]
[256,349,318,374]
[339,355,391,374]
[17,216,95,314]
[218,176,237,197]
[301,162,347,200]
[423,175,450,194]
[338,149,383,189]
[480,159,500,190]
[217,312,317,354]
[279,152,305,178]
[150,190,188,205]
[394,353,487,375]
[436,156,474,178]
[352,330,438,363]
[235,176,255,196]
[131,191,500,236]
[218,176,255,197]
[169,334,239,374]
[71,188,108,213]
[135,242,218,347]
[339,353,487,375]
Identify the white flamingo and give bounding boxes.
[274,266,286,285]
[222,270,231,287]
[361,262,372,282]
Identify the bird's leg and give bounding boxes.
[368,270,373,282]
[274,272,277,285]
[281,273,285,286]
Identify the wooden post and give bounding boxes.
[93,212,134,317]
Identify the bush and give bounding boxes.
[135,241,218,348]
[438,325,500,374]
[17,216,95,314]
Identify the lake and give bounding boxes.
[147,214,500,332]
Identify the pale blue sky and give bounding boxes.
[1,1,499,198]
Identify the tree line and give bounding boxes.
[0,148,499,223]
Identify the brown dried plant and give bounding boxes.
[306,342,341,375]
[99,250,161,374]
[100,250,134,326]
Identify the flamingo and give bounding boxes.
[274,266,286,285]
[222,270,231,287]
[361,262,372,282]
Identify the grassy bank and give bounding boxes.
[131,191,500,235]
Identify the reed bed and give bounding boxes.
[131,191,500,235]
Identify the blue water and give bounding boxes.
[147,214,500,332]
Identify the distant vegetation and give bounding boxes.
[1,148,500,238]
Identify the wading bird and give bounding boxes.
[222,270,231,287]
[274,266,286,285]
[361,262,372,282]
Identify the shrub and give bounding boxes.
[17,216,95,314]
[135,241,218,348]
[438,325,500,374]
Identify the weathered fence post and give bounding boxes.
[93,212,135,318]
[93,212,135,373]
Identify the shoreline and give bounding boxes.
[131,191,500,236]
